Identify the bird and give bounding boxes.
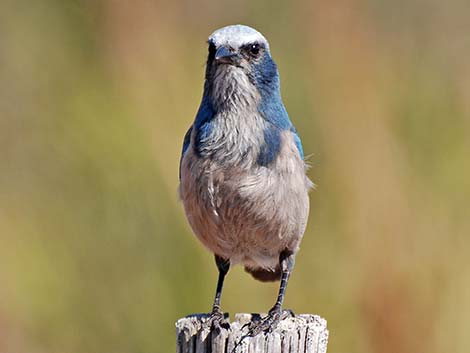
[179,24,312,334]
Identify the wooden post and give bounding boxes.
[176,313,328,353]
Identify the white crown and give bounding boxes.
[209,25,269,50]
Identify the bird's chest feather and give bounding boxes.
[179,119,311,266]
[194,109,267,164]
[182,110,268,220]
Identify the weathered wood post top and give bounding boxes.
[176,313,328,353]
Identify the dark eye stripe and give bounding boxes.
[208,41,216,59]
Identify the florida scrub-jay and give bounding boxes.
[179,24,313,333]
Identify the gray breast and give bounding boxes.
[179,127,312,270]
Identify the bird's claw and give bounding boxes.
[246,308,294,336]
[205,310,230,331]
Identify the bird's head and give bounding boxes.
[204,25,280,110]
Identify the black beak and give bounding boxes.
[215,46,239,65]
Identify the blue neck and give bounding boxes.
[191,55,303,165]
[250,55,293,130]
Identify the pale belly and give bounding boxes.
[179,147,311,270]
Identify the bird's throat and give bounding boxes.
[210,66,260,112]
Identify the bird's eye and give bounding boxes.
[249,43,260,56]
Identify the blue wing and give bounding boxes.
[255,77,305,161]
[257,98,305,163]
[179,126,192,180]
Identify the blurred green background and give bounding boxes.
[1,0,469,352]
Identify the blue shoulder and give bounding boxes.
[257,127,282,166]
[257,123,305,166]
[259,98,292,130]
[179,95,216,179]
[257,98,304,164]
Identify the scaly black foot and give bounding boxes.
[205,255,231,331]
[205,309,230,331]
[247,308,294,336]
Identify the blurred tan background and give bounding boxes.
[1,0,469,352]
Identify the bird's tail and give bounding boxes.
[244,266,281,282]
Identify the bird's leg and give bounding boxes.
[269,250,295,316]
[208,255,230,330]
[248,250,295,336]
